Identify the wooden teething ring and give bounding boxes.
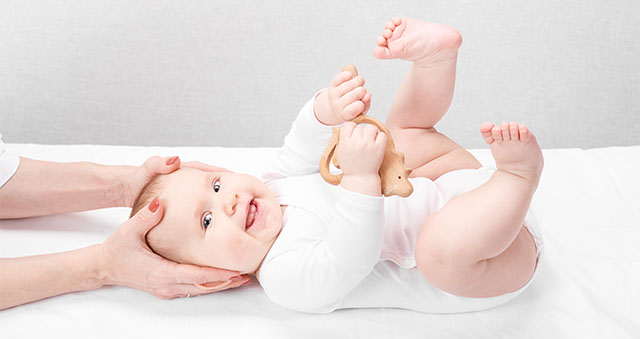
[319,65,413,198]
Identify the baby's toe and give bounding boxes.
[385,21,395,30]
[509,122,519,141]
[519,125,530,142]
[500,123,510,141]
[492,126,503,143]
[480,122,495,145]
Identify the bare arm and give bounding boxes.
[0,156,250,309]
[0,156,182,219]
[0,245,103,310]
[0,157,134,218]
[0,199,249,311]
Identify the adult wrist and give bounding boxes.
[92,243,112,287]
[109,165,136,207]
[82,244,108,290]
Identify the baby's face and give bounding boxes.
[155,168,283,274]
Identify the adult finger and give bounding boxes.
[167,262,242,285]
[128,197,164,237]
[143,156,181,175]
[154,277,251,299]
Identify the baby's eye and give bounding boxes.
[213,180,221,193]
[202,212,213,230]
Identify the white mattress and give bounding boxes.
[1,143,639,338]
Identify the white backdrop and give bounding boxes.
[1,0,638,148]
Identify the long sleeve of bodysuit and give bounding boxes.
[259,92,385,313]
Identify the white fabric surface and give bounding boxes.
[0,143,638,338]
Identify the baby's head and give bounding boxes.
[131,167,283,274]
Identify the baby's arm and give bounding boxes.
[262,72,371,181]
[258,190,384,313]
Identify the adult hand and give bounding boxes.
[98,197,251,299]
[121,156,182,207]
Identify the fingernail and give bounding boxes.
[230,275,244,282]
[166,156,178,166]
[148,197,160,212]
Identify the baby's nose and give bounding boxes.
[224,193,239,215]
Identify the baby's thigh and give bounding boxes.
[390,126,481,181]
[414,214,538,298]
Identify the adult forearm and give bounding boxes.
[0,245,103,310]
[0,157,133,218]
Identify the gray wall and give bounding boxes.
[1,0,638,149]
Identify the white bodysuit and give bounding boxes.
[256,94,544,314]
[0,133,19,188]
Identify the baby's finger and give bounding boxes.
[340,122,356,139]
[335,76,365,97]
[375,130,388,146]
[330,71,356,89]
[342,100,365,120]
[339,86,367,109]
[351,124,364,138]
[361,92,372,115]
[363,124,379,141]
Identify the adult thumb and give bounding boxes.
[130,197,164,236]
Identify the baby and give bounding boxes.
[131,17,544,313]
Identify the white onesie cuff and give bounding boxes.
[0,135,20,188]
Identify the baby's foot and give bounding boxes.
[480,122,544,184]
[373,17,462,65]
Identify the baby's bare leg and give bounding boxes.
[415,122,543,297]
[375,18,481,180]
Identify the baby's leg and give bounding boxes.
[375,18,481,180]
[415,122,543,297]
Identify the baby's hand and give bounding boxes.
[336,122,386,196]
[327,71,372,123]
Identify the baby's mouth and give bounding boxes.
[245,199,258,230]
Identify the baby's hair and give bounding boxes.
[129,174,190,264]
[130,176,165,218]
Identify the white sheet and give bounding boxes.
[1,143,638,338]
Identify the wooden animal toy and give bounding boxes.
[319,65,413,197]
